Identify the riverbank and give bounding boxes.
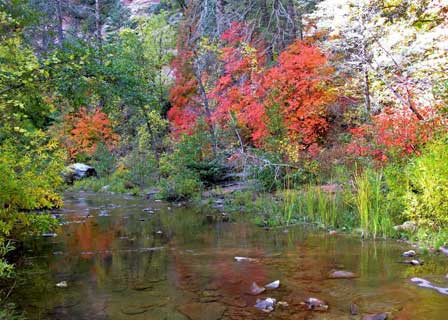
[67,175,448,254]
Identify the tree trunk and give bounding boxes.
[95,0,102,51]
[216,0,227,35]
[360,41,371,114]
[194,67,218,157]
[55,0,64,47]
[260,0,273,61]
[287,0,297,43]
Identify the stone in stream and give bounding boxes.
[402,250,416,257]
[234,256,257,262]
[249,282,266,295]
[177,302,226,320]
[55,281,68,288]
[410,277,448,295]
[362,313,388,320]
[404,259,423,266]
[254,297,276,312]
[328,270,357,279]
[277,301,289,308]
[301,297,328,311]
[264,280,280,289]
[439,246,448,256]
[42,233,58,238]
[350,303,359,315]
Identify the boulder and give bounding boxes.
[328,270,357,279]
[63,163,97,184]
[393,221,417,233]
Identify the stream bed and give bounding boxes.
[11,192,448,319]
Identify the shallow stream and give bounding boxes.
[11,192,448,319]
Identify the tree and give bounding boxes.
[209,22,335,159]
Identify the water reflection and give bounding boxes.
[10,192,448,319]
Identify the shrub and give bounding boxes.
[0,133,63,277]
[404,139,448,229]
[159,174,202,201]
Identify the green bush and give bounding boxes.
[0,133,63,278]
[404,139,448,229]
[159,174,202,201]
[92,143,117,177]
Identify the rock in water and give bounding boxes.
[404,259,423,266]
[301,297,328,311]
[249,282,266,295]
[328,270,357,279]
[56,281,68,288]
[234,256,257,262]
[362,313,388,320]
[439,246,448,256]
[350,303,359,315]
[402,250,416,257]
[265,280,280,289]
[255,298,276,312]
[411,277,448,295]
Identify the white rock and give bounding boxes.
[56,281,68,288]
[265,280,280,289]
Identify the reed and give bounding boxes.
[354,169,393,238]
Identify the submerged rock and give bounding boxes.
[234,256,257,262]
[328,270,357,279]
[56,281,68,288]
[350,303,359,315]
[265,280,280,289]
[404,259,423,266]
[362,313,388,320]
[411,277,448,295]
[254,297,276,312]
[249,282,266,295]
[301,297,328,311]
[277,301,289,308]
[402,250,416,257]
[42,233,58,238]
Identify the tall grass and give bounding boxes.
[354,169,393,238]
[279,183,349,229]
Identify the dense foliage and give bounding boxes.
[1,1,448,309]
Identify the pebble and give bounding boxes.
[249,282,265,295]
[301,297,328,311]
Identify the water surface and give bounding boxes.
[12,192,448,319]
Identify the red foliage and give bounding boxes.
[263,41,334,148]
[347,106,444,163]
[210,28,334,154]
[64,107,119,160]
[167,17,203,136]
